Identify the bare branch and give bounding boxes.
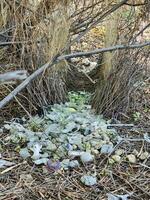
[125,2,148,6]
[0,40,150,109]
[132,23,150,42]
[0,41,28,46]
[0,60,58,109]
[59,41,150,60]
[65,0,128,50]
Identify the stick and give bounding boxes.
[0,41,28,46]
[0,59,58,109]
[64,0,128,50]
[0,41,150,109]
[107,124,134,128]
[58,41,150,60]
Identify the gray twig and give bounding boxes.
[0,41,150,109]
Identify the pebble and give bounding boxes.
[80,152,94,163]
[101,144,114,154]
[61,159,70,170]
[81,175,97,186]
[47,141,57,151]
[112,155,121,163]
[139,152,149,160]
[127,154,136,163]
[115,149,124,156]
[68,150,84,158]
[69,160,80,168]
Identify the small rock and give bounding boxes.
[61,159,70,169]
[65,143,73,151]
[69,160,80,168]
[90,140,104,149]
[127,154,136,163]
[112,155,121,163]
[108,158,115,164]
[107,193,133,200]
[80,152,94,163]
[46,160,61,172]
[68,134,82,145]
[139,152,149,160]
[81,175,97,186]
[34,158,49,165]
[0,159,15,168]
[19,148,30,159]
[115,149,124,156]
[91,149,99,155]
[132,149,139,156]
[46,141,57,151]
[101,144,114,154]
[68,150,84,158]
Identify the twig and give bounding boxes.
[59,41,150,60]
[107,124,134,128]
[139,163,150,169]
[0,41,28,46]
[125,2,148,6]
[0,161,27,175]
[0,41,150,109]
[64,0,128,50]
[0,58,59,109]
[132,23,150,42]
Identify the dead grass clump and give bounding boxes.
[92,48,149,118]
[0,0,70,117]
[92,4,150,118]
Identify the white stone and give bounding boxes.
[127,154,136,163]
[112,155,121,163]
[81,175,97,186]
[69,160,80,168]
[80,152,94,163]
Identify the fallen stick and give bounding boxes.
[107,124,134,128]
[0,59,58,109]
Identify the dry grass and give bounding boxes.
[92,4,150,118]
[92,48,149,118]
[0,0,70,118]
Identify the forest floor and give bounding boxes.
[0,26,150,200]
